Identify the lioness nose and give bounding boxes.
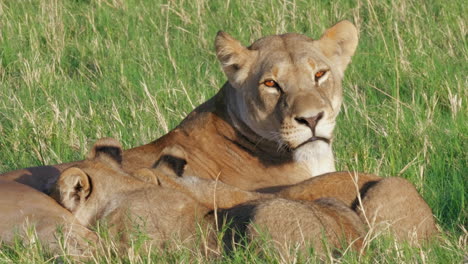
[295,112,324,133]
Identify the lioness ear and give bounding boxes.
[215,31,257,86]
[58,167,91,212]
[153,145,188,178]
[87,137,123,165]
[133,168,160,185]
[318,20,358,74]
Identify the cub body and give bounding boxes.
[0,180,96,255]
[56,138,214,252]
[221,197,365,257]
[55,138,367,256]
[153,148,437,244]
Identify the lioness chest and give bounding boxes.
[122,111,313,191]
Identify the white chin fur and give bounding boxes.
[293,140,335,177]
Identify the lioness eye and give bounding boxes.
[314,70,327,81]
[264,80,277,87]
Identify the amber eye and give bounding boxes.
[264,80,277,87]
[314,70,327,81]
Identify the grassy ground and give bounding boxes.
[0,0,466,263]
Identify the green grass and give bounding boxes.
[0,0,466,262]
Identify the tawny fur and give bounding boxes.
[221,197,365,257]
[355,177,438,243]
[56,138,368,257]
[56,138,216,253]
[1,21,359,192]
[151,148,437,244]
[0,180,96,256]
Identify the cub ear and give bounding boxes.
[318,20,359,74]
[153,145,188,178]
[133,168,160,185]
[87,137,123,165]
[57,167,91,212]
[215,31,257,86]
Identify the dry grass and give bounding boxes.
[0,0,466,262]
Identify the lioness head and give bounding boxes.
[216,21,358,174]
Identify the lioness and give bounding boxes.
[0,180,96,256]
[54,138,366,257]
[1,20,358,192]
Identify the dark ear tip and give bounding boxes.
[88,137,123,164]
[95,146,123,164]
[152,155,187,177]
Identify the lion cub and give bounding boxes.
[55,138,216,253]
[153,145,438,245]
[278,172,438,243]
[149,146,366,256]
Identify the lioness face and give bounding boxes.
[216,21,358,151]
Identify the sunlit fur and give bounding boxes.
[216,21,358,176]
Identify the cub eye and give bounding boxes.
[263,80,278,87]
[314,70,327,81]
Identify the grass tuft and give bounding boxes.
[0,0,465,262]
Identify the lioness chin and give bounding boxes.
[1,20,358,192]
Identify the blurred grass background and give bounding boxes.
[0,0,466,262]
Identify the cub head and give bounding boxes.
[57,137,130,225]
[216,21,358,164]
